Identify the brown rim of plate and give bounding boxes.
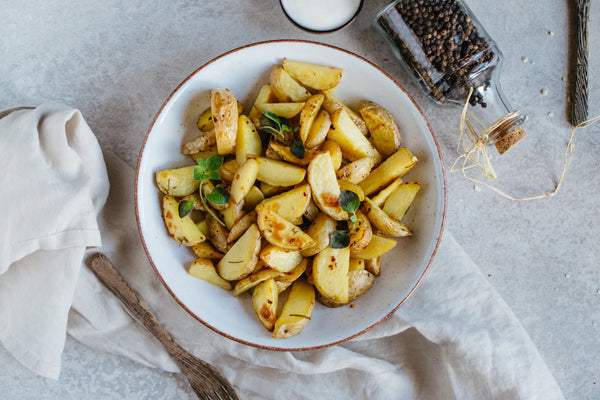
[279,0,364,34]
[134,39,447,352]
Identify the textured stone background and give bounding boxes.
[1,0,598,399]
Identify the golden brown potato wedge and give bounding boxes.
[255,157,306,187]
[329,108,381,162]
[156,166,200,197]
[233,268,282,296]
[260,244,303,273]
[192,241,224,260]
[267,142,320,167]
[303,198,320,222]
[282,59,343,90]
[364,256,381,276]
[322,92,369,136]
[358,147,417,195]
[206,213,231,253]
[236,115,263,165]
[252,278,279,331]
[257,102,305,119]
[162,195,206,246]
[318,269,375,307]
[358,100,402,158]
[300,212,337,257]
[187,258,231,291]
[197,102,244,133]
[216,159,239,184]
[257,206,315,251]
[312,246,350,305]
[243,185,265,211]
[305,109,331,149]
[221,199,245,230]
[259,183,311,222]
[227,210,257,243]
[274,258,309,293]
[382,182,422,221]
[320,140,343,171]
[370,178,403,207]
[270,66,312,102]
[364,198,411,237]
[210,88,238,155]
[299,94,324,143]
[336,157,377,184]
[181,129,216,155]
[248,84,278,127]
[349,258,365,271]
[350,234,397,260]
[230,158,259,203]
[348,209,373,252]
[272,278,315,339]
[307,152,348,221]
[217,223,261,281]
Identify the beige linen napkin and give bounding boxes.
[0,104,109,379]
[0,104,565,399]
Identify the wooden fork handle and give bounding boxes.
[571,0,590,126]
[87,253,185,358]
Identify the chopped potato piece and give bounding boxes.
[257,205,315,251]
[270,66,312,102]
[255,157,306,187]
[230,158,259,203]
[358,147,417,196]
[253,278,279,331]
[364,198,411,237]
[162,195,206,246]
[217,223,261,281]
[259,183,311,222]
[329,109,381,162]
[312,247,350,305]
[282,59,343,90]
[156,166,200,197]
[272,278,315,339]
[350,234,397,260]
[358,100,402,158]
[260,244,304,273]
[211,89,238,155]
[234,268,281,296]
[187,258,231,291]
[236,115,263,165]
[382,182,422,221]
[308,152,347,221]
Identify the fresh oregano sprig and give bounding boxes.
[260,110,293,142]
[330,230,351,249]
[192,154,228,225]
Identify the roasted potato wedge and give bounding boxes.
[307,152,348,221]
[336,157,377,184]
[187,258,231,291]
[267,142,320,166]
[197,101,244,132]
[358,100,402,158]
[318,269,375,307]
[257,102,305,119]
[248,84,277,128]
[282,59,343,90]
[299,94,324,143]
[274,258,309,293]
[260,244,304,273]
[350,234,397,260]
[156,166,200,197]
[259,183,311,222]
[312,246,350,305]
[364,198,411,237]
[255,157,306,187]
[382,182,422,221]
[322,91,369,136]
[252,278,279,331]
[270,66,312,102]
[272,278,315,339]
[257,205,315,251]
[182,129,216,155]
[210,88,238,155]
[221,199,245,230]
[364,256,381,276]
[236,115,263,165]
[370,178,403,207]
[300,212,337,257]
[162,195,206,246]
[359,147,417,195]
[348,209,373,252]
[217,223,261,281]
[329,108,381,162]
[227,210,257,243]
[192,241,224,260]
[305,109,331,148]
[230,158,259,203]
[233,268,281,296]
[243,186,264,211]
[206,213,231,253]
[320,140,343,171]
[349,258,365,271]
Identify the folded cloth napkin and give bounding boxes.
[0,104,109,379]
[0,104,565,399]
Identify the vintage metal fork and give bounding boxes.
[88,253,240,400]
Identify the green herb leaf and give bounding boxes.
[339,190,360,213]
[193,166,211,181]
[205,154,224,171]
[260,110,292,139]
[349,214,358,223]
[205,186,230,205]
[178,199,195,218]
[330,230,350,249]
[207,170,220,181]
[290,141,306,159]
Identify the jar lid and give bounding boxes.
[494,126,527,154]
[280,0,363,33]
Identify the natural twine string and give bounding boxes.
[451,86,600,200]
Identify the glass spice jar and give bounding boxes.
[374,0,526,154]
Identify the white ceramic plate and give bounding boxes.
[135,40,446,351]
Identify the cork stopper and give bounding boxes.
[494,126,527,154]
